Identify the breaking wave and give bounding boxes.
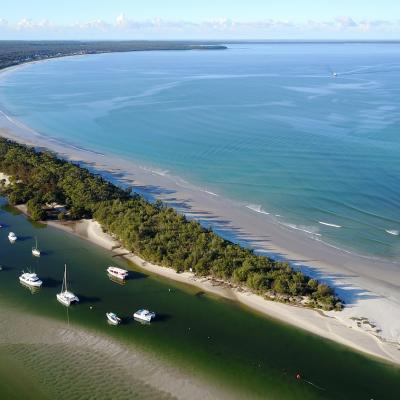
[245,204,270,215]
[318,221,342,228]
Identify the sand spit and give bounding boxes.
[44,217,400,365]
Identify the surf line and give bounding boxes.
[318,221,342,228]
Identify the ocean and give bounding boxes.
[0,42,400,261]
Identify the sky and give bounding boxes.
[1,0,400,40]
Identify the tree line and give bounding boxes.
[0,138,342,310]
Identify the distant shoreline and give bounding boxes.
[0,53,399,365]
[0,40,227,73]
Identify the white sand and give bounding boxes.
[1,74,400,365]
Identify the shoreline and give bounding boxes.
[43,216,400,365]
[0,60,399,365]
[2,119,400,365]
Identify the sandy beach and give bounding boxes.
[0,59,399,365]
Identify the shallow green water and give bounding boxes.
[0,200,399,399]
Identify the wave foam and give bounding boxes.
[245,204,270,215]
[318,221,342,228]
[385,229,399,236]
[285,223,322,237]
[139,166,169,177]
[201,190,219,197]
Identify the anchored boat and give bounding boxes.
[32,236,41,257]
[106,312,122,325]
[19,271,43,287]
[8,232,17,243]
[133,309,156,323]
[56,264,79,306]
[107,266,128,280]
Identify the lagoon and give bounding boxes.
[0,200,400,399]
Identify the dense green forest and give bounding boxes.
[0,138,342,310]
[0,40,226,71]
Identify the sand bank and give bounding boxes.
[0,304,241,400]
[0,66,399,365]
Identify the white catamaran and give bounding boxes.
[56,264,79,306]
[32,236,41,257]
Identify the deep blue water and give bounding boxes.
[1,43,400,260]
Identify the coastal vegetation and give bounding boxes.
[0,40,226,71]
[0,138,342,310]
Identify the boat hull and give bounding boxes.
[133,311,155,322]
[107,267,128,280]
[106,313,121,325]
[56,293,79,307]
[107,271,126,280]
[19,277,42,287]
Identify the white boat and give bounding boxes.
[133,309,156,322]
[8,232,17,243]
[32,237,41,257]
[107,266,128,280]
[108,274,126,286]
[19,271,43,287]
[56,264,79,306]
[106,312,121,325]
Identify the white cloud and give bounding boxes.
[335,16,358,29]
[1,15,400,39]
[17,18,52,30]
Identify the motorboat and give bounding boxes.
[106,312,121,325]
[108,274,126,286]
[107,266,128,280]
[8,232,17,243]
[56,264,79,306]
[19,271,43,287]
[133,309,156,322]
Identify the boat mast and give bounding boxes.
[63,264,68,292]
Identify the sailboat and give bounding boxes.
[8,232,17,243]
[56,264,79,306]
[32,237,41,257]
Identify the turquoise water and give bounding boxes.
[1,43,400,260]
[1,200,400,399]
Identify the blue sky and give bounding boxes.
[1,1,399,39]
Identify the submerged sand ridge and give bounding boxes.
[0,305,240,400]
[0,96,400,365]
